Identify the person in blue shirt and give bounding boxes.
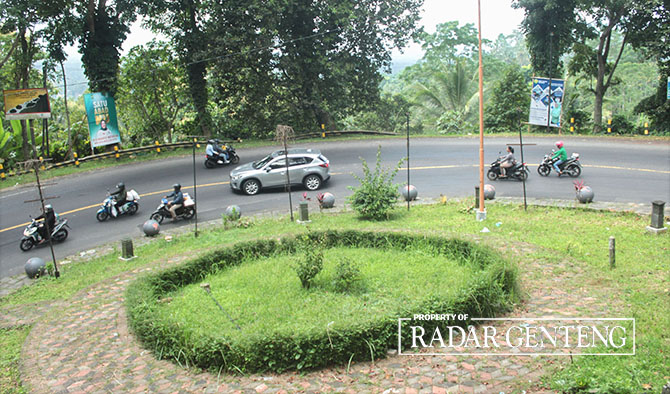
[206,139,229,164]
[165,183,184,220]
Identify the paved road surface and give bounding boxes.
[1,136,668,279]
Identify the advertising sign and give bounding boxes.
[529,77,565,127]
[3,88,51,120]
[84,92,121,148]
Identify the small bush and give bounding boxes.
[294,237,324,288]
[348,146,404,220]
[333,257,362,292]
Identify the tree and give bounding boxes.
[485,66,529,132]
[117,41,189,144]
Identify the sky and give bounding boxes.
[117,0,525,62]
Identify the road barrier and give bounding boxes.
[1,130,398,178]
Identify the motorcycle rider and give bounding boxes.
[35,204,56,242]
[164,183,184,220]
[499,146,516,178]
[552,141,568,175]
[110,182,127,216]
[206,139,229,164]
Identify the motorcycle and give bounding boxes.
[149,193,196,224]
[20,216,70,251]
[96,190,140,221]
[487,159,529,181]
[537,151,582,177]
[204,144,240,168]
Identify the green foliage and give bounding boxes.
[294,236,324,289]
[484,65,529,132]
[0,327,30,394]
[348,146,403,220]
[340,94,411,133]
[634,72,670,134]
[333,257,362,293]
[126,230,518,373]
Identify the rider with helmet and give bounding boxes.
[206,139,229,164]
[35,204,56,242]
[165,183,184,220]
[110,182,127,215]
[552,141,568,175]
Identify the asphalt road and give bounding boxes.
[1,136,668,279]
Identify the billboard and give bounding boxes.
[84,92,121,148]
[3,88,51,120]
[529,77,565,128]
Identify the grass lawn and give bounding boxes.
[0,201,668,392]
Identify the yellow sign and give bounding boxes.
[3,88,51,120]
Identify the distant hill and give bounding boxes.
[53,57,88,98]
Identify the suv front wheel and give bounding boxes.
[303,174,322,191]
[242,179,261,195]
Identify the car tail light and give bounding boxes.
[319,162,329,168]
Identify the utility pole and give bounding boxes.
[476,0,486,221]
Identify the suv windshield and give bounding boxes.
[252,154,274,169]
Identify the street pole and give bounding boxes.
[519,121,528,211]
[476,0,486,221]
[192,138,198,237]
[33,162,60,278]
[406,112,410,211]
[546,32,554,134]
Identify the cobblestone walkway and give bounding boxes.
[6,237,623,394]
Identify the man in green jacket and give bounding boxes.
[552,141,567,175]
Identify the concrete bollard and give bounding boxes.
[646,200,667,234]
[609,236,615,269]
[120,238,135,260]
[298,201,310,223]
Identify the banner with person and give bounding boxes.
[3,88,51,120]
[84,92,121,148]
[529,77,565,128]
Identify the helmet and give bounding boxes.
[555,141,563,148]
[45,204,53,212]
[214,139,221,144]
[173,183,181,191]
[208,139,215,145]
[116,182,125,189]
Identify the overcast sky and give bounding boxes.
[116,0,524,61]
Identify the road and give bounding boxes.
[1,136,668,279]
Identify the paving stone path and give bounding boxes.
[1,198,638,394]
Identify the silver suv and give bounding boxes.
[229,149,330,195]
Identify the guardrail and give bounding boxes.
[1,130,398,178]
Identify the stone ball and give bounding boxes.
[25,257,46,279]
[225,205,242,220]
[143,219,160,236]
[577,186,594,203]
[401,185,418,201]
[320,192,335,208]
[484,184,496,200]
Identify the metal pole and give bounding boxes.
[519,121,527,211]
[283,137,293,221]
[476,0,486,220]
[192,138,198,237]
[33,163,60,278]
[406,113,410,211]
[546,32,554,134]
[43,62,49,158]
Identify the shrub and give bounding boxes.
[294,237,324,289]
[348,146,404,220]
[333,257,362,292]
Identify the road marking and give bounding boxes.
[0,182,230,234]
[1,163,668,233]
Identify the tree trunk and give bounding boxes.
[184,0,211,137]
[60,60,73,159]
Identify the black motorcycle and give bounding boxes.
[487,159,529,181]
[20,217,70,251]
[149,194,196,224]
[204,144,240,168]
[537,151,582,177]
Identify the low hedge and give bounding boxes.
[126,230,519,373]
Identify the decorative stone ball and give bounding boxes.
[320,192,335,208]
[401,185,418,201]
[25,257,46,279]
[577,186,594,203]
[225,205,242,220]
[143,219,160,236]
[484,184,496,200]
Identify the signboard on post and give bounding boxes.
[3,88,51,120]
[529,77,565,127]
[84,92,121,148]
